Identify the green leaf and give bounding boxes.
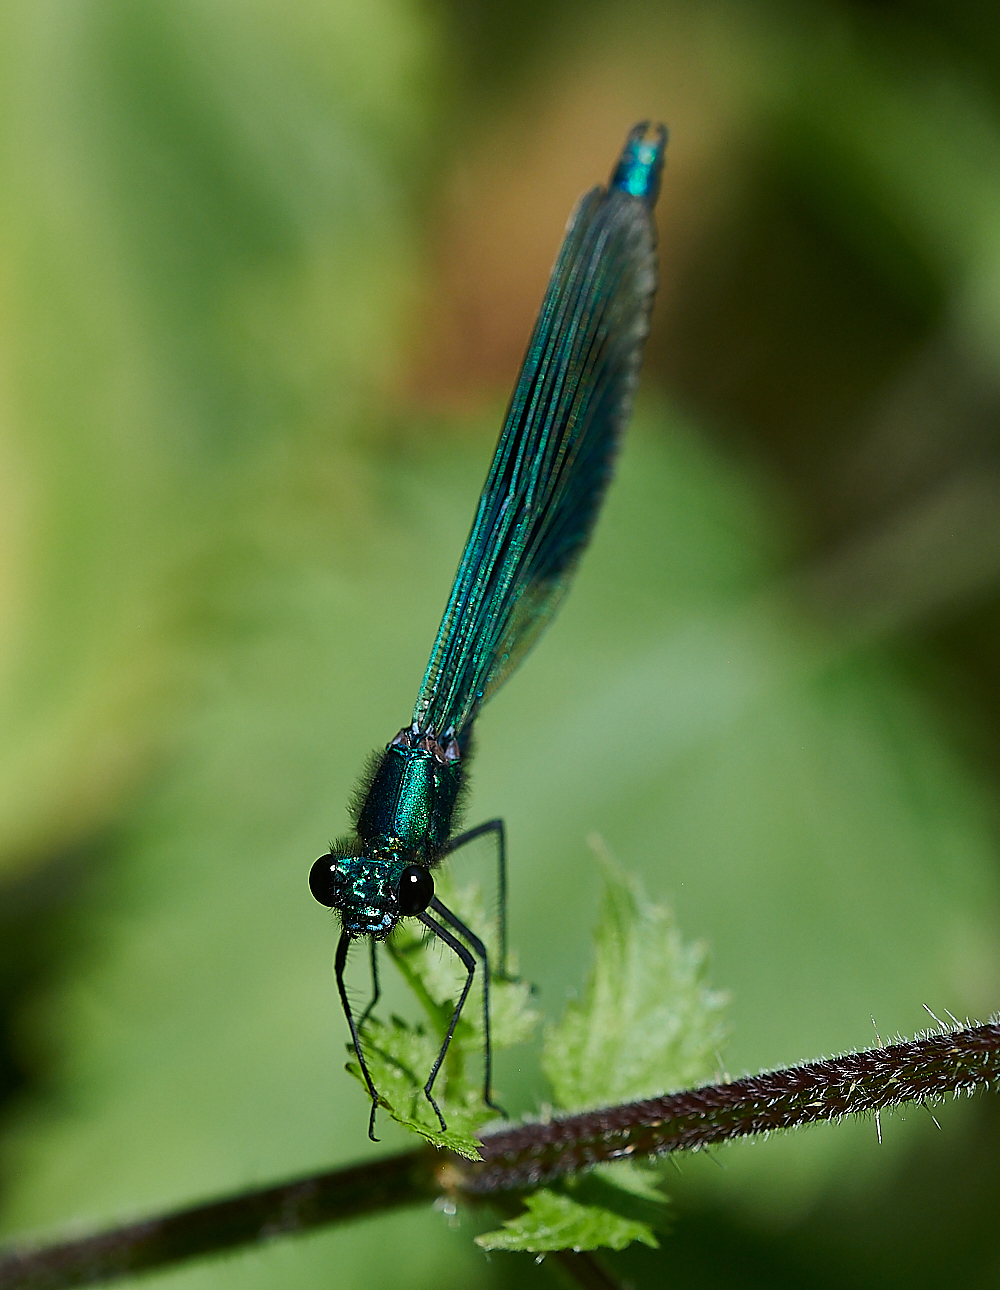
[475,1189,659,1253]
[567,1162,672,1235]
[542,838,729,1112]
[345,1015,485,1159]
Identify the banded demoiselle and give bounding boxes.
[310,122,667,1140]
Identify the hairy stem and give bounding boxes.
[465,1019,1000,1190]
[2,1021,997,1289]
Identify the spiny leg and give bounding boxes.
[415,910,477,1133]
[334,930,381,1142]
[358,938,380,1029]
[443,817,509,976]
[431,895,506,1118]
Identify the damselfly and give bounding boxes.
[310,122,667,1140]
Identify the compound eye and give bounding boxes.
[397,865,434,916]
[309,856,346,908]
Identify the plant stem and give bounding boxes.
[2,1021,998,1289]
[0,1150,438,1290]
[465,1018,1000,1190]
[550,1250,625,1290]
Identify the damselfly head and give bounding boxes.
[308,851,434,937]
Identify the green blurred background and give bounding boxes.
[2,0,1000,1285]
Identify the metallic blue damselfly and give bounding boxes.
[310,122,667,1140]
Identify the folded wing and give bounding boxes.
[414,124,666,737]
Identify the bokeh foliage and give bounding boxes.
[2,1,1000,1287]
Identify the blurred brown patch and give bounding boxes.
[403,33,740,416]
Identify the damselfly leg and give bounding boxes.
[334,931,381,1141]
[359,939,380,1028]
[442,817,509,977]
[417,901,506,1131]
